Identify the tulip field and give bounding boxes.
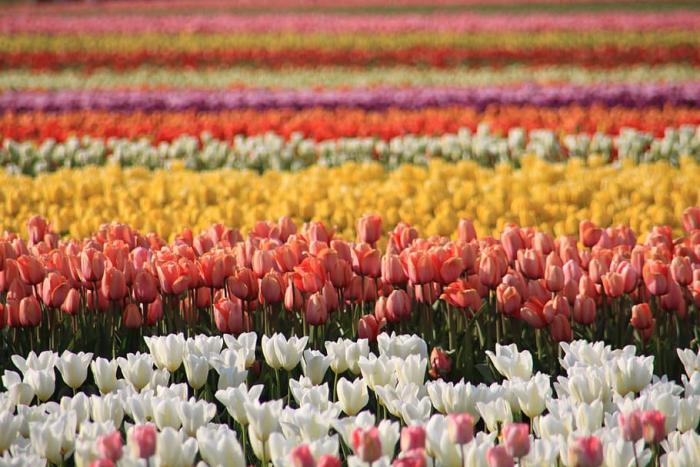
[2,0,700,466]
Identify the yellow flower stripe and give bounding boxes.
[1,30,698,53]
[1,157,697,241]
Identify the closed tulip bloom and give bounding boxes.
[289,444,315,467]
[57,350,93,389]
[117,353,154,391]
[337,377,369,416]
[402,250,434,285]
[429,347,452,379]
[382,254,408,286]
[98,432,123,462]
[568,436,603,467]
[479,255,501,289]
[487,445,514,467]
[357,214,383,245]
[329,259,353,289]
[157,261,189,296]
[641,410,666,444]
[358,314,380,342]
[352,243,381,278]
[322,281,340,311]
[305,292,328,326]
[123,303,143,329]
[91,357,118,394]
[579,220,603,248]
[502,423,530,458]
[130,424,157,459]
[284,283,304,312]
[260,272,284,304]
[19,296,41,327]
[587,258,608,285]
[352,426,382,463]
[300,349,332,385]
[41,272,70,308]
[573,295,596,325]
[670,256,692,286]
[617,261,639,293]
[642,260,670,296]
[132,269,158,304]
[448,413,474,445]
[214,298,244,335]
[601,272,624,298]
[545,265,565,292]
[17,255,45,286]
[501,226,525,265]
[80,248,106,283]
[497,284,521,316]
[387,289,411,322]
[147,298,164,326]
[517,249,544,280]
[60,288,80,316]
[401,426,426,452]
[457,219,477,243]
[682,206,700,232]
[618,410,643,442]
[630,303,654,330]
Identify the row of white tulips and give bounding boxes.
[3,124,698,175]
[2,332,700,466]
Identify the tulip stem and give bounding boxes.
[274,368,281,400]
[332,371,339,402]
[632,442,640,467]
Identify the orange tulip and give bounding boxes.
[19,296,41,327]
[41,272,70,308]
[16,254,45,286]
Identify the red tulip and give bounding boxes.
[549,313,572,342]
[496,284,521,316]
[568,436,603,467]
[630,303,654,330]
[670,256,692,286]
[619,410,643,442]
[132,269,158,304]
[442,280,481,311]
[214,298,245,335]
[447,413,474,444]
[146,298,163,326]
[101,267,127,301]
[457,219,477,243]
[80,248,106,283]
[402,250,434,285]
[382,254,407,286]
[573,295,596,325]
[289,444,315,467]
[358,315,380,342]
[579,220,602,248]
[641,410,666,444]
[351,427,382,463]
[642,259,670,296]
[386,289,411,322]
[284,283,304,312]
[328,259,353,289]
[517,249,543,280]
[260,272,284,304]
[502,423,530,459]
[130,424,157,459]
[351,243,381,278]
[305,292,328,326]
[601,272,624,298]
[400,426,426,452]
[41,272,70,308]
[545,265,564,293]
[428,347,452,379]
[487,445,514,467]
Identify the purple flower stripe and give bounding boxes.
[2,84,700,113]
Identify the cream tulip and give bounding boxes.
[90,358,119,394]
[337,377,369,416]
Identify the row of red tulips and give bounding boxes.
[1,209,699,380]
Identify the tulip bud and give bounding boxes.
[284,283,303,312]
[357,214,383,246]
[123,303,143,329]
[573,294,596,325]
[132,269,158,304]
[130,424,157,459]
[496,284,521,316]
[502,423,530,459]
[568,436,603,467]
[641,410,666,444]
[549,314,572,343]
[98,432,123,462]
[447,413,474,445]
[351,427,382,463]
[429,347,452,379]
[630,303,653,330]
[386,289,411,322]
[487,445,514,467]
[642,260,669,296]
[305,292,328,326]
[260,272,284,304]
[146,298,163,326]
[458,219,477,243]
[618,411,643,442]
[382,254,407,286]
[545,265,564,293]
[400,426,426,452]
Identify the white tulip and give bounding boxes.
[606,355,654,396]
[426,379,486,420]
[29,411,76,465]
[301,349,332,385]
[90,394,124,427]
[678,396,700,432]
[215,366,248,391]
[574,400,603,434]
[216,384,264,425]
[378,419,400,458]
[602,438,650,467]
[678,348,700,377]
[90,358,118,394]
[399,396,432,426]
[245,399,283,441]
[17,404,59,438]
[395,354,427,387]
[559,340,611,371]
[124,391,155,424]
[515,373,551,418]
[358,354,396,390]
[144,334,186,373]
[144,368,171,392]
[521,438,560,467]
[182,353,209,390]
[177,398,217,437]
[152,396,182,430]
[11,351,58,376]
[154,427,198,467]
[268,334,308,372]
[196,425,244,467]
[0,411,20,453]
[1,370,34,406]
[377,332,428,360]
[210,348,247,372]
[56,351,93,390]
[557,367,610,406]
[60,393,91,428]
[325,338,369,375]
[486,343,533,381]
[24,368,55,402]
[290,379,333,411]
[337,377,369,416]
[682,372,700,396]
[186,335,223,359]
[279,405,333,442]
[476,399,513,432]
[535,412,572,440]
[117,353,155,391]
[224,332,257,368]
